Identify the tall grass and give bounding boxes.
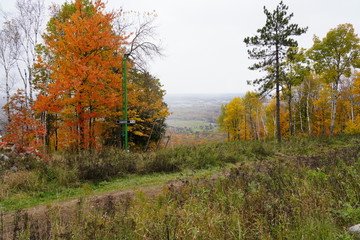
[1,134,359,209]
[2,134,360,239]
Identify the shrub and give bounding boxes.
[1,170,43,193]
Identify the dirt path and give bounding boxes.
[1,179,185,239]
[2,145,357,239]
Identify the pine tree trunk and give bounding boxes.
[275,45,281,143]
[293,102,296,135]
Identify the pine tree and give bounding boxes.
[244,1,307,142]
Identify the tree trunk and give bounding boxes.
[305,80,311,136]
[261,115,268,138]
[288,91,293,136]
[5,70,10,123]
[256,108,261,140]
[299,103,304,134]
[329,81,339,136]
[42,111,47,153]
[275,44,281,143]
[78,100,85,151]
[293,101,296,135]
[351,100,354,121]
[273,114,276,138]
[55,114,58,151]
[249,109,255,140]
[244,115,247,140]
[28,67,34,105]
[18,66,29,108]
[306,92,311,136]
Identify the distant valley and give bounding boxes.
[163,93,243,145]
[164,93,242,125]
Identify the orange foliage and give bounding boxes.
[34,0,127,150]
[3,90,46,155]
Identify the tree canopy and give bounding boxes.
[30,0,168,152]
[244,1,308,142]
[308,23,360,135]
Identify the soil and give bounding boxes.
[1,181,184,239]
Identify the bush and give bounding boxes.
[11,146,360,239]
[63,149,138,181]
[1,170,44,194]
[141,152,180,173]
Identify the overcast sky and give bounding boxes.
[1,0,360,94]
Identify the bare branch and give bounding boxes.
[113,11,163,71]
[0,19,21,120]
[11,0,45,103]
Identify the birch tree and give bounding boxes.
[0,20,20,121]
[308,24,360,135]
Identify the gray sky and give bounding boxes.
[1,0,360,94]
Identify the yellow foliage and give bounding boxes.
[344,116,360,134]
[219,92,265,141]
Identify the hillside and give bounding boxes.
[1,134,360,239]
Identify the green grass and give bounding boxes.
[5,134,360,239]
[1,134,359,213]
[0,135,360,232]
[0,164,233,212]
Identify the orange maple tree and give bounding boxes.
[34,0,127,150]
[3,90,45,154]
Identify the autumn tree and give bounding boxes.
[102,70,169,150]
[129,70,168,149]
[282,48,308,135]
[34,0,126,150]
[3,90,45,154]
[218,104,229,140]
[298,73,320,135]
[342,72,360,133]
[308,24,360,135]
[34,0,168,151]
[243,91,265,140]
[220,97,244,140]
[218,92,265,141]
[244,1,307,142]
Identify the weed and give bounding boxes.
[2,134,360,239]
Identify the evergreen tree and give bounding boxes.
[244,1,307,142]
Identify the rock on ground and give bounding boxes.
[348,224,360,239]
